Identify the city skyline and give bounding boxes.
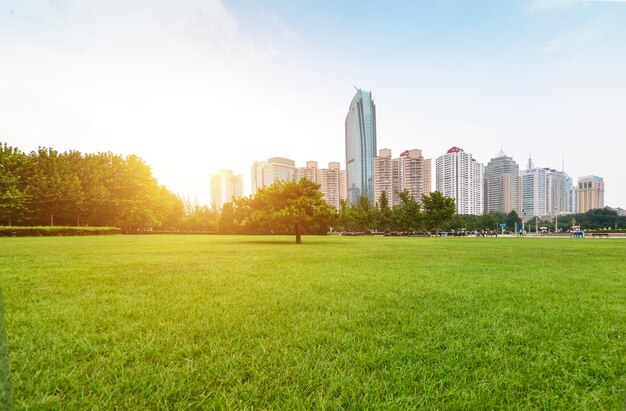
[2,1,626,206]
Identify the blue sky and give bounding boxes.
[1,0,625,206]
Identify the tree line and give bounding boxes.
[0,143,183,231]
[3,142,621,235]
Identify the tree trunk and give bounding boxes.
[295,223,301,244]
[50,213,54,227]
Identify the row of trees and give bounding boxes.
[0,143,183,231]
[3,142,621,237]
[215,182,457,242]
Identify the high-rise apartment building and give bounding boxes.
[210,169,243,209]
[577,175,604,213]
[374,148,432,206]
[339,170,348,203]
[373,148,393,205]
[484,151,519,215]
[318,162,342,210]
[436,147,483,215]
[345,88,377,205]
[300,161,319,183]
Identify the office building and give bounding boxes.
[251,157,299,194]
[484,151,519,215]
[345,88,377,204]
[577,175,604,213]
[210,169,243,209]
[520,157,547,218]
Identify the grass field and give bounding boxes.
[1,235,625,409]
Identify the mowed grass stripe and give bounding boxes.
[0,235,624,409]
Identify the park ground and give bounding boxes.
[0,235,625,409]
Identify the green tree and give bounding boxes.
[240,178,333,244]
[353,195,374,232]
[0,143,31,225]
[376,191,392,232]
[421,191,456,235]
[505,210,522,231]
[393,190,422,232]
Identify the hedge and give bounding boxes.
[0,226,122,237]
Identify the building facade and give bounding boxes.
[210,169,243,209]
[483,151,519,215]
[374,148,432,207]
[345,88,377,205]
[435,146,483,215]
[577,175,604,213]
[251,157,299,194]
[520,157,547,218]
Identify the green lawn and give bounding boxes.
[1,235,625,409]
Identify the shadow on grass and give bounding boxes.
[219,235,345,246]
[0,287,12,410]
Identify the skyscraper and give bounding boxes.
[345,88,377,204]
[577,176,604,213]
[483,151,519,215]
[210,169,243,209]
[436,147,484,215]
[520,156,547,218]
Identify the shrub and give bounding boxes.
[0,226,122,237]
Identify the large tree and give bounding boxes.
[421,191,456,235]
[393,190,422,232]
[240,178,334,244]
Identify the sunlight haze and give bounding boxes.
[1,0,625,206]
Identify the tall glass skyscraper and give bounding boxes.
[345,89,377,204]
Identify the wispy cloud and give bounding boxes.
[544,14,618,52]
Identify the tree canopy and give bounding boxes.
[235,178,335,243]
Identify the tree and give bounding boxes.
[421,191,456,235]
[393,190,422,232]
[352,195,374,232]
[241,178,333,244]
[0,143,31,225]
[376,191,392,232]
[505,210,522,231]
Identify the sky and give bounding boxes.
[1,0,625,206]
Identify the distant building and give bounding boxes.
[566,176,577,214]
[436,146,483,215]
[300,161,319,183]
[520,157,547,218]
[345,88,377,204]
[374,148,431,206]
[339,170,348,202]
[210,169,243,209]
[317,162,342,210]
[373,148,393,205]
[251,161,266,195]
[545,168,569,216]
[484,151,519,215]
[577,175,604,213]
[251,157,299,194]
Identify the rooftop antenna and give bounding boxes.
[354,85,360,92]
[562,155,565,173]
